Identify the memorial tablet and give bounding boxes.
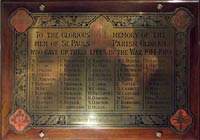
[2,4,199,139]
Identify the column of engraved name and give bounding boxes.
[116,57,143,110]
[87,56,115,111]
[58,57,86,110]
[144,57,173,111]
[29,57,58,111]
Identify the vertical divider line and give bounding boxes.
[57,56,59,111]
[57,56,62,110]
[114,56,116,111]
[86,56,88,111]
[143,56,145,111]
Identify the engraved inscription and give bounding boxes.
[28,17,174,114]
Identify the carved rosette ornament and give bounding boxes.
[170,109,193,133]
[171,9,193,32]
[8,108,31,133]
[10,9,33,33]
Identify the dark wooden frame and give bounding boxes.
[1,1,199,140]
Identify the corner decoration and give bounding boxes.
[8,8,194,134]
[170,109,193,133]
[171,9,193,32]
[10,9,33,33]
[8,108,31,133]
